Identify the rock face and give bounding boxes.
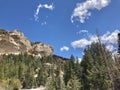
[31,42,53,57]
[0,29,53,57]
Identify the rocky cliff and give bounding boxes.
[0,29,53,57]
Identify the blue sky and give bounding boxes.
[0,0,120,59]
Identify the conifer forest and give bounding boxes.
[0,35,120,90]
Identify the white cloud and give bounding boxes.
[41,21,47,26]
[71,0,111,23]
[60,46,69,52]
[34,4,54,21]
[106,44,114,52]
[100,30,119,44]
[90,35,98,42]
[78,58,82,63]
[71,30,120,51]
[43,4,54,10]
[71,38,91,48]
[75,58,82,63]
[77,30,88,34]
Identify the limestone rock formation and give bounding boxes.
[0,29,53,57]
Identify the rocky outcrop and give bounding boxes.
[31,42,53,57]
[0,29,53,57]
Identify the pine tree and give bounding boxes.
[80,42,117,90]
[81,48,93,90]
[66,74,81,90]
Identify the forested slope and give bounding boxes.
[0,41,120,90]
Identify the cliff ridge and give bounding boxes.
[0,29,53,57]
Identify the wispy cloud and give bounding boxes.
[41,21,47,26]
[71,30,119,52]
[71,0,111,23]
[77,30,88,34]
[60,46,69,52]
[34,4,54,21]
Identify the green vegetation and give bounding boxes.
[0,41,120,90]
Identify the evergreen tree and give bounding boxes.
[66,74,81,90]
[46,77,56,90]
[80,42,116,90]
[81,48,93,90]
